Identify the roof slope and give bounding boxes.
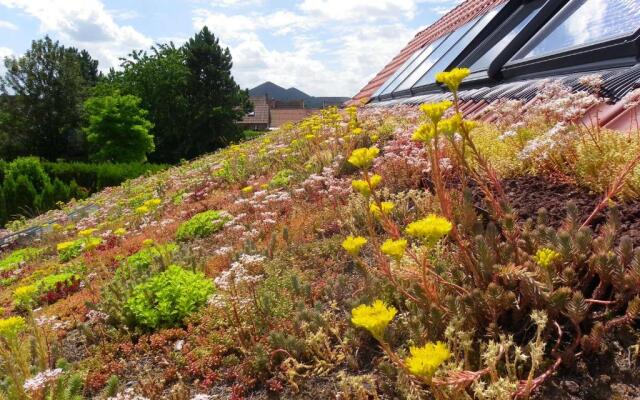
[350,0,508,104]
[241,96,270,125]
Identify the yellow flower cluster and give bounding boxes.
[406,215,452,245]
[351,300,397,340]
[435,67,470,92]
[412,123,436,143]
[143,239,155,247]
[56,241,75,252]
[84,237,103,251]
[380,238,407,260]
[13,284,37,307]
[348,147,380,169]
[0,316,26,339]
[135,205,150,215]
[352,174,382,197]
[420,100,453,124]
[534,248,561,269]
[241,185,254,194]
[405,341,451,379]
[370,201,394,219]
[144,198,162,208]
[78,228,97,237]
[342,236,368,256]
[114,228,127,236]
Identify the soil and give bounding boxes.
[500,175,640,246]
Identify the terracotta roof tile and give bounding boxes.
[241,96,270,125]
[270,109,316,128]
[349,0,508,105]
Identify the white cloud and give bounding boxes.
[191,0,437,96]
[0,19,17,30]
[0,0,151,69]
[0,47,14,75]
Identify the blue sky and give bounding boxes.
[0,0,462,97]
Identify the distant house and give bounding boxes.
[238,95,270,131]
[238,94,323,131]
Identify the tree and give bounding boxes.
[83,93,155,163]
[105,44,190,163]
[0,37,98,160]
[182,27,251,159]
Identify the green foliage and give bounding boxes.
[175,210,229,241]
[42,161,166,192]
[243,130,264,140]
[0,247,41,272]
[0,36,97,160]
[83,92,155,163]
[100,244,177,325]
[124,265,214,329]
[269,169,295,188]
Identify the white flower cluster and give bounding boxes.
[622,88,640,110]
[519,122,569,161]
[578,74,603,93]
[107,388,150,400]
[214,254,265,291]
[301,167,351,203]
[86,309,109,325]
[530,80,600,123]
[23,368,63,392]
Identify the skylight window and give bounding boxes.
[412,4,503,89]
[469,2,545,72]
[391,20,478,93]
[513,0,640,61]
[376,37,446,97]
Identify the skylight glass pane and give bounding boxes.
[413,5,503,88]
[379,36,448,95]
[514,0,640,61]
[375,38,445,97]
[469,3,544,72]
[392,20,477,93]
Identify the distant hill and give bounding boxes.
[249,82,348,108]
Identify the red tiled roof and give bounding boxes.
[349,0,508,105]
[270,109,316,128]
[241,96,270,125]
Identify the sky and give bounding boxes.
[0,0,462,97]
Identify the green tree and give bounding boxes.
[13,175,37,216]
[105,44,190,163]
[183,27,251,159]
[84,93,155,163]
[0,36,98,160]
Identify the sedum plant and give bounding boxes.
[343,68,640,399]
[175,210,230,241]
[124,265,214,329]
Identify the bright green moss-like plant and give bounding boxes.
[124,265,214,329]
[175,210,229,241]
[269,169,295,188]
[0,247,41,272]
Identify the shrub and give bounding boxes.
[124,265,214,329]
[175,210,229,241]
[57,237,102,262]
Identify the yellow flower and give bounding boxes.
[305,134,316,140]
[437,115,462,137]
[241,185,254,194]
[144,198,162,208]
[370,202,394,219]
[406,215,452,245]
[78,228,97,238]
[51,223,63,232]
[135,205,150,215]
[114,228,127,236]
[370,134,379,142]
[351,300,397,340]
[84,237,103,251]
[342,236,368,256]
[142,239,155,247]
[13,285,37,308]
[56,241,75,252]
[352,174,382,197]
[352,128,363,136]
[380,238,407,260]
[405,342,451,379]
[435,67,470,92]
[420,101,453,124]
[534,248,561,269]
[0,316,26,339]
[412,123,436,143]
[348,147,380,169]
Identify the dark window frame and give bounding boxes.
[502,0,640,79]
